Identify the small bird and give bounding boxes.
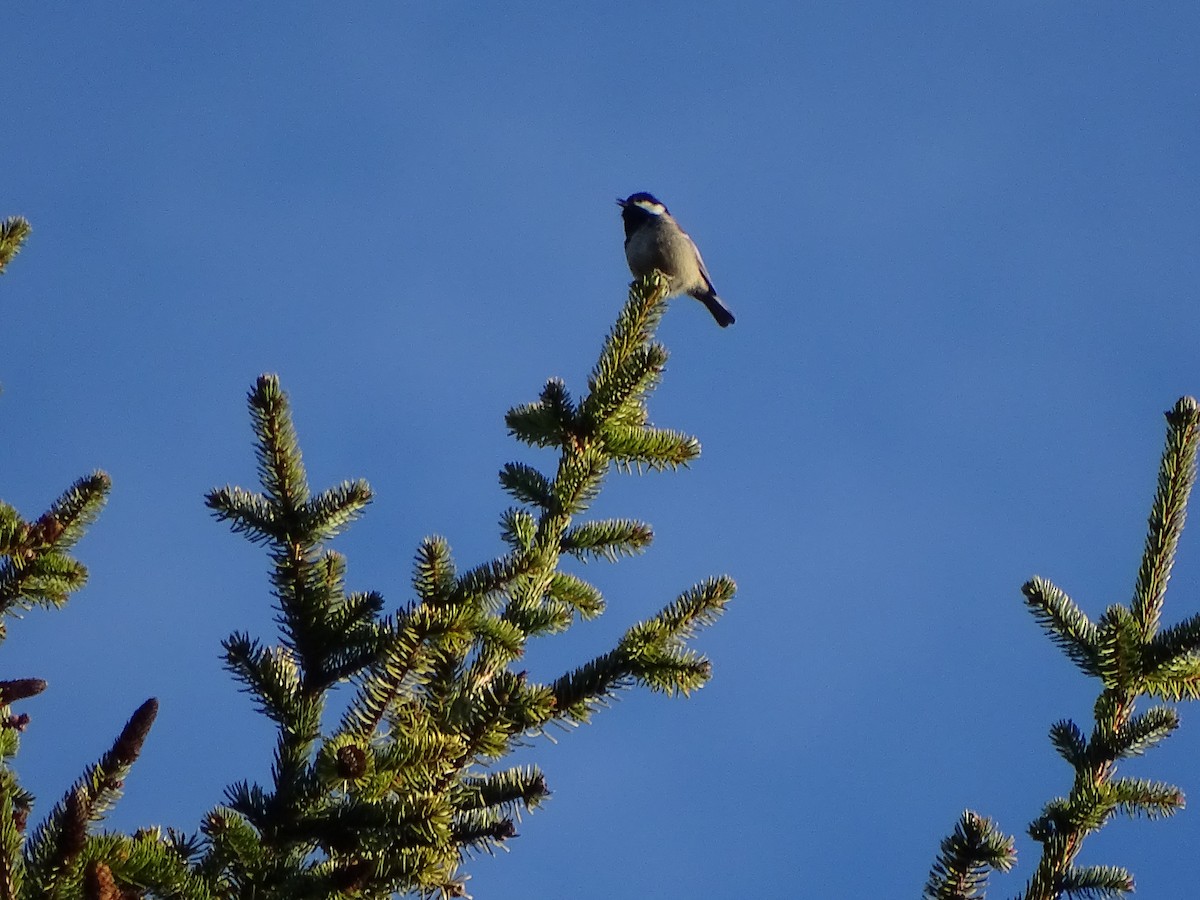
[617,192,735,327]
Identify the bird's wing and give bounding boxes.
[684,229,718,293]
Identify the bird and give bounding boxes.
[617,192,735,327]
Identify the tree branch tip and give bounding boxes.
[1171,396,1199,416]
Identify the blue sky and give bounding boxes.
[4,4,1200,897]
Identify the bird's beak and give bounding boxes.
[615,197,627,207]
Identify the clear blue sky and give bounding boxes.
[5,5,1200,897]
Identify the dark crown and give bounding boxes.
[620,192,666,210]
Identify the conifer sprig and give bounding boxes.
[23,700,161,898]
[927,397,1200,899]
[0,474,110,619]
[922,811,1016,900]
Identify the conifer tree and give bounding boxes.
[195,271,735,897]
[924,396,1200,900]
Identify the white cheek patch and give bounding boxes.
[633,199,665,216]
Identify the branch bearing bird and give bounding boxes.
[617,192,735,327]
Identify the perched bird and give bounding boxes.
[617,192,735,327]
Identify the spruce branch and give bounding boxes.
[1131,397,1199,636]
[582,344,668,429]
[413,536,457,605]
[1093,606,1143,691]
[1048,720,1087,769]
[1098,705,1178,760]
[1020,404,1199,900]
[548,577,735,721]
[582,271,671,428]
[922,810,1016,900]
[203,487,278,546]
[498,463,556,511]
[39,473,111,551]
[24,699,159,896]
[74,831,219,899]
[450,555,532,609]
[1055,865,1134,898]
[1141,610,1200,673]
[1021,579,1100,677]
[297,480,373,544]
[339,604,474,739]
[505,379,578,449]
[0,773,26,900]
[247,375,312,513]
[601,424,702,472]
[1141,652,1200,701]
[456,767,549,816]
[1104,776,1184,819]
[0,473,110,618]
[320,588,386,644]
[498,508,538,552]
[545,571,605,620]
[930,398,1200,900]
[223,635,302,725]
[450,810,517,852]
[498,597,573,643]
[560,518,654,561]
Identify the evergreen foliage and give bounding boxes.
[923,811,1017,900]
[194,272,734,897]
[0,239,734,899]
[924,397,1200,899]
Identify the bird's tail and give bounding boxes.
[695,290,735,328]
